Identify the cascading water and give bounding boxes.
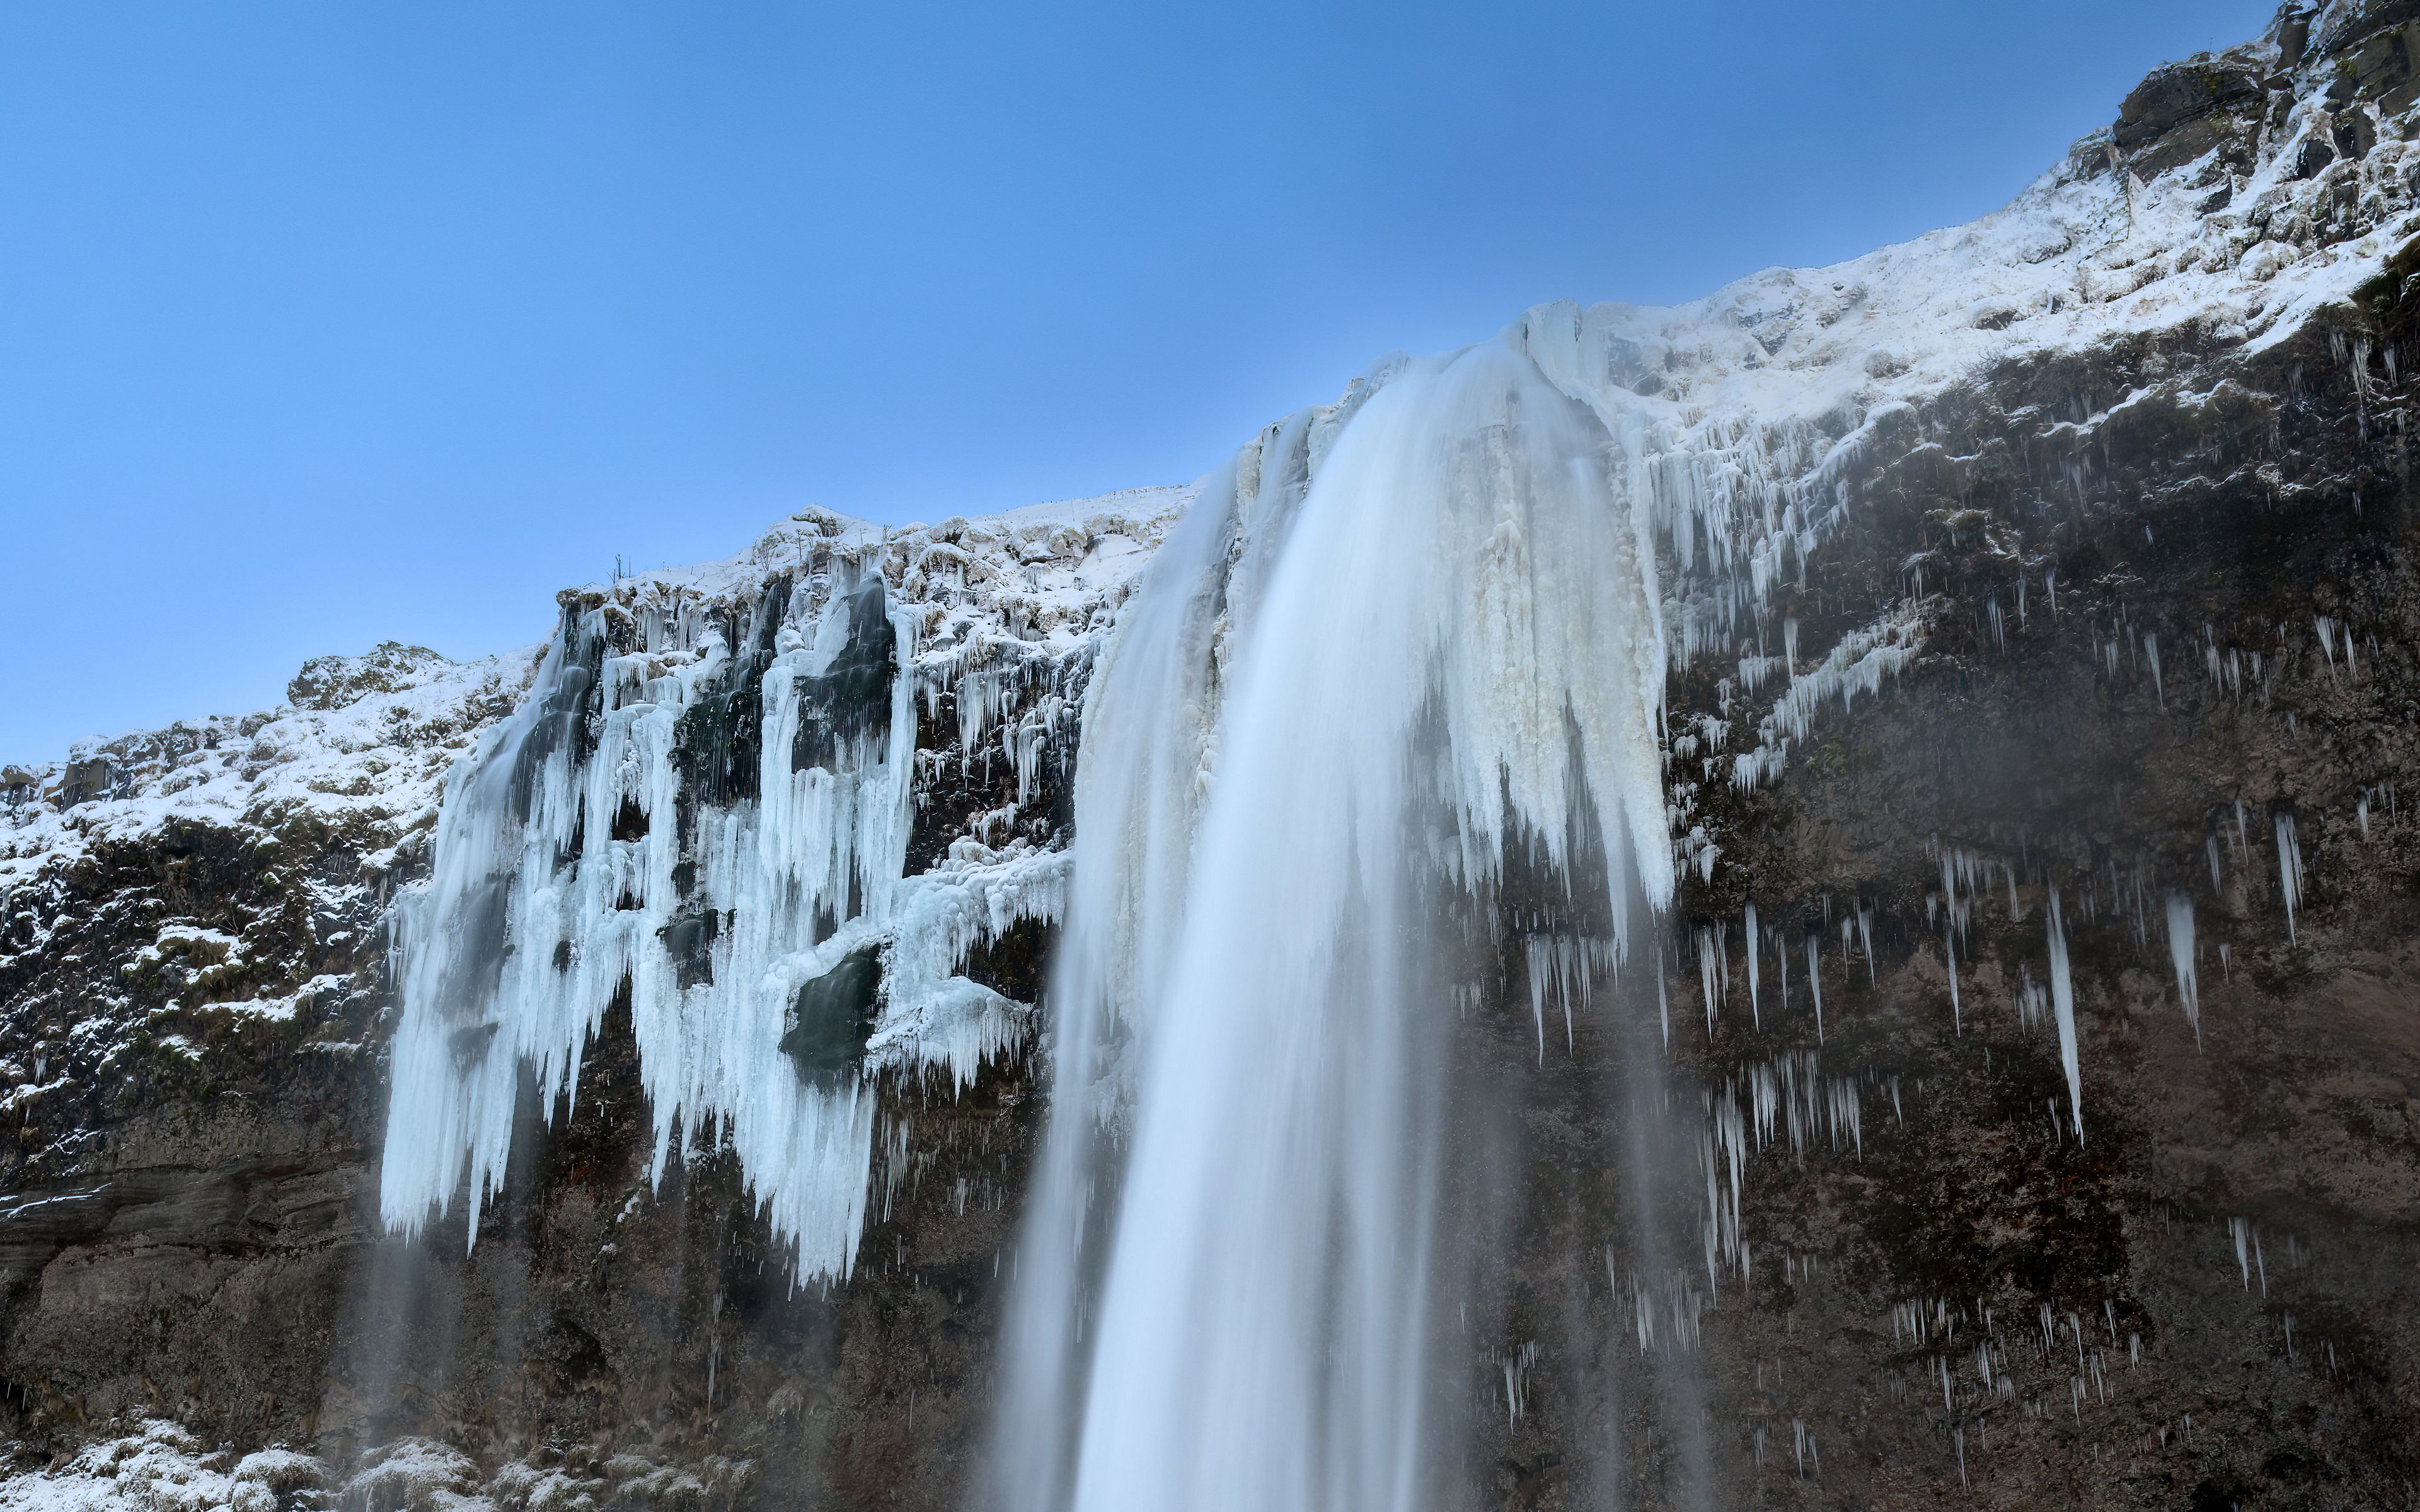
[991,333,1683,1511]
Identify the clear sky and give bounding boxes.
[3,0,2275,764]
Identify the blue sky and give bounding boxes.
[3,1,2274,763]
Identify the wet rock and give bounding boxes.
[779,948,880,1079]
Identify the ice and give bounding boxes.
[2274,811,2305,942]
[1699,925,1723,1033]
[2046,890,2083,1142]
[376,499,1156,1283]
[381,570,924,1280]
[2165,891,2200,1046]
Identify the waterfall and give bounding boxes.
[992,333,1676,1511]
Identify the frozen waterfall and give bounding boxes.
[379,552,1056,1283]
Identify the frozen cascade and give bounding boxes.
[380,563,1059,1282]
[992,334,1675,1512]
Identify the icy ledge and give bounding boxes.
[377,490,1185,1281]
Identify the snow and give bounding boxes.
[1499,54,2420,814]
[1,646,536,910]
[0,1419,758,1512]
[0,1420,326,1512]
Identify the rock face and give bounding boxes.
[11,4,2420,1508]
[0,496,1179,1508]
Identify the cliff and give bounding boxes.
[9,4,2420,1508]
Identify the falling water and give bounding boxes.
[991,335,1678,1512]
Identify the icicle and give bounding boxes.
[2047,890,2083,1143]
[2165,892,2199,1046]
[381,575,940,1283]
[1699,925,1721,1034]
[1658,945,1671,1047]
[1777,915,1789,1016]
[2275,811,2303,942]
[1807,935,1824,1042]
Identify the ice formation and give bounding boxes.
[2046,891,2084,1142]
[2275,810,2306,942]
[381,566,924,1277]
[331,13,2420,1312]
[2166,890,2200,1044]
[377,498,1178,1281]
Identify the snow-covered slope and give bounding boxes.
[0,644,535,905]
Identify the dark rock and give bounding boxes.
[446,1021,499,1072]
[2336,107,2382,160]
[2114,55,2264,177]
[661,906,719,990]
[792,577,896,774]
[2277,6,2312,69]
[779,947,882,1079]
